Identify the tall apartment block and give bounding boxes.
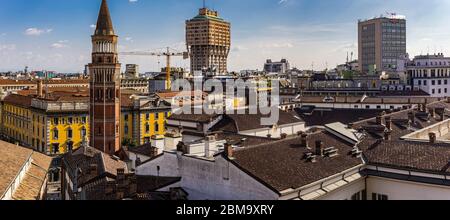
[186,7,231,75]
[358,15,406,74]
[88,0,121,155]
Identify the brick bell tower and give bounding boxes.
[88,0,121,155]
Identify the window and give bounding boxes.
[81,127,87,138]
[432,89,436,94]
[67,128,73,139]
[124,114,129,121]
[432,80,436,86]
[124,125,129,135]
[53,118,59,125]
[366,105,370,109]
[145,123,150,133]
[155,123,160,133]
[146,113,150,121]
[68,117,73,124]
[351,190,367,200]
[82,117,87,124]
[372,193,388,201]
[53,129,59,140]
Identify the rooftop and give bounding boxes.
[230,131,363,193]
[0,141,52,200]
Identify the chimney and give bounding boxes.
[408,112,415,124]
[151,135,164,152]
[385,116,392,130]
[150,147,159,158]
[384,130,392,141]
[205,135,216,158]
[135,157,142,167]
[429,133,437,144]
[315,140,324,157]
[300,133,308,148]
[224,143,234,159]
[37,80,43,98]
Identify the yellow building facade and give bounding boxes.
[0,93,172,155]
[0,94,89,155]
[120,94,172,146]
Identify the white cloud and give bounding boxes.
[259,42,294,49]
[125,37,133,42]
[51,40,70,49]
[24,28,52,36]
[0,44,16,51]
[90,24,96,29]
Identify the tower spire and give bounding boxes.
[95,0,115,36]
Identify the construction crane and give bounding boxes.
[120,47,189,89]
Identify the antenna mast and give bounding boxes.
[203,0,206,8]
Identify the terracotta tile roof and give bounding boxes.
[128,144,156,156]
[0,141,52,200]
[0,79,35,85]
[231,131,363,192]
[156,90,207,99]
[169,110,221,123]
[0,142,33,197]
[62,146,128,187]
[0,79,88,86]
[3,94,33,108]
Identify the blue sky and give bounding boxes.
[1,0,450,72]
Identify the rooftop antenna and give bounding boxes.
[346,52,349,64]
[203,0,206,8]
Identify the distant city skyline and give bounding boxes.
[1,0,450,73]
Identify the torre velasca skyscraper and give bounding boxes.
[186,7,231,75]
[88,0,121,155]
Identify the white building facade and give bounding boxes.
[408,53,450,97]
